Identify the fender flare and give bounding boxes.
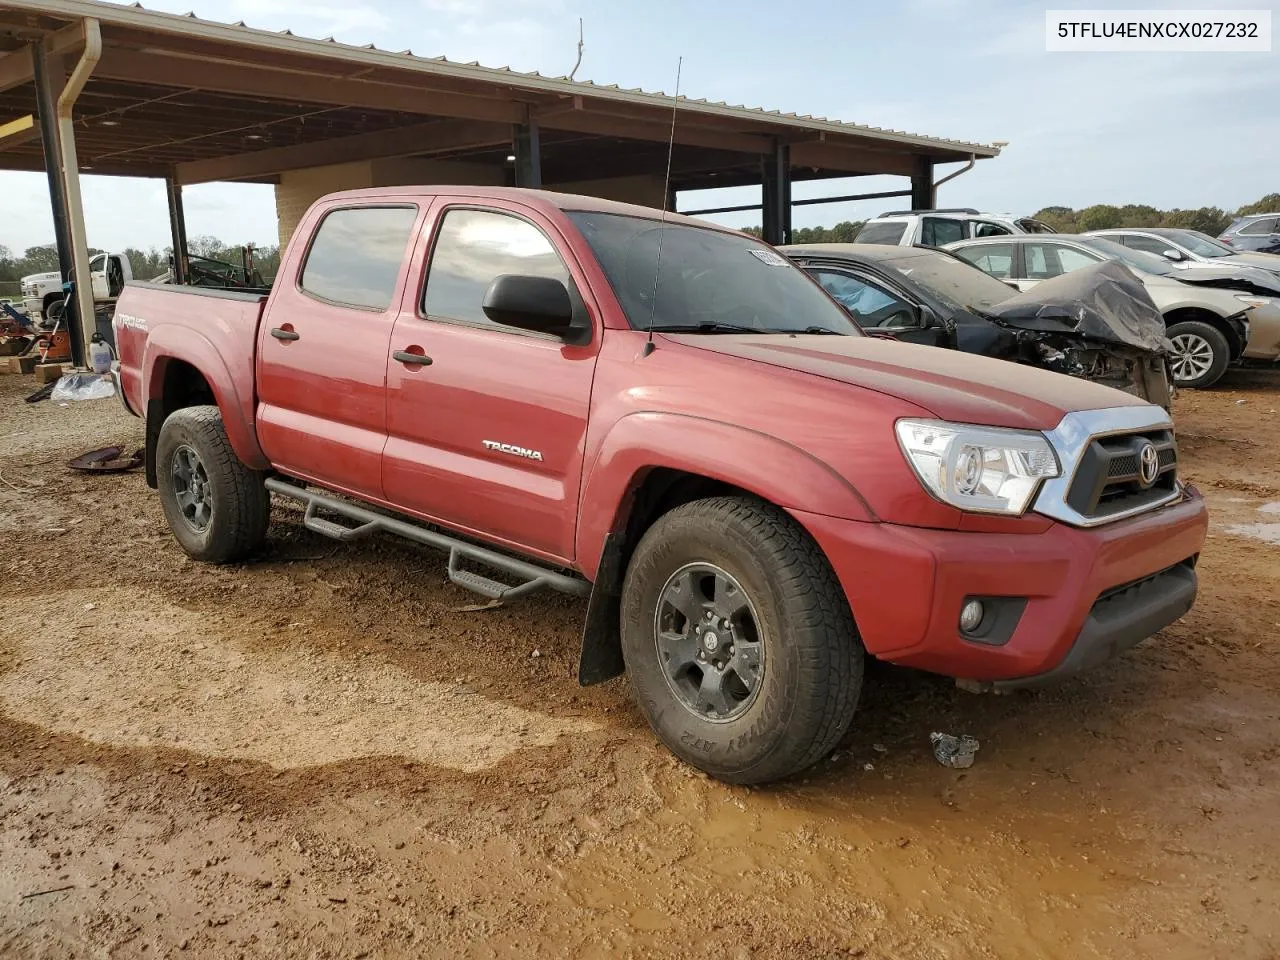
[143,323,268,469]
[574,411,874,580]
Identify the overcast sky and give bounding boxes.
[3,0,1278,255]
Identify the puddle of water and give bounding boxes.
[0,588,596,772]
[1225,522,1280,544]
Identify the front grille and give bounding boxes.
[1065,428,1178,521]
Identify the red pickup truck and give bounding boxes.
[112,187,1208,784]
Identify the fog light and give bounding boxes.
[959,600,985,633]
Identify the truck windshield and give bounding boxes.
[566,211,860,336]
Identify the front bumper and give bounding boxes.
[1242,303,1280,360]
[793,485,1208,685]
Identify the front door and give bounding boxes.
[255,201,423,500]
[382,201,600,563]
[804,265,951,348]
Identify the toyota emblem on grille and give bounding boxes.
[1138,442,1160,487]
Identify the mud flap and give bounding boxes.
[578,533,627,685]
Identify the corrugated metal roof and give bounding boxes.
[0,0,999,158]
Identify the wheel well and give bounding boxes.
[1164,307,1244,360]
[577,468,762,686]
[620,469,750,552]
[144,359,216,488]
[41,291,64,312]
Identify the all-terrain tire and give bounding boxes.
[156,405,270,563]
[620,496,863,785]
[1166,320,1230,389]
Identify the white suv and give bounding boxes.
[854,209,1056,247]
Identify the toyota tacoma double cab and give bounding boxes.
[112,187,1208,784]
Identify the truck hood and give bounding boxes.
[666,332,1149,431]
[22,271,60,284]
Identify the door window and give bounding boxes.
[853,220,908,245]
[1121,234,1178,256]
[953,243,1014,278]
[921,217,964,247]
[1240,217,1279,236]
[972,221,1012,238]
[423,208,571,328]
[1024,243,1100,278]
[810,270,917,327]
[300,205,419,310]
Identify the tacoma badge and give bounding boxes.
[483,440,544,462]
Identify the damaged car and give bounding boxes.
[781,243,1173,406]
[947,233,1277,388]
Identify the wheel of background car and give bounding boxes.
[619,495,863,784]
[156,405,272,563]
[1166,320,1230,389]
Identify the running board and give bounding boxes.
[265,479,591,604]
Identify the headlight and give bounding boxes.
[895,419,1060,515]
[1234,294,1273,308]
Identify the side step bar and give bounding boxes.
[264,478,591,604]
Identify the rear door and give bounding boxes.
[1017,241,1102,291]
[256,201,423,500]
[381,199,600,563]
[919,217,965,247]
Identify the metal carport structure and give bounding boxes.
[0,0,999,364]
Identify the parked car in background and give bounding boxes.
[1219,214,1280,254]
[781,243,1172,406]
[947,234,1280,388]
[853,209,1055,247]
[111,186,1208,784]
[0,296,28,318]
[1088,227,1280,278]
[21,251,133,321]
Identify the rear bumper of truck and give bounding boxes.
[792,485,1208,685]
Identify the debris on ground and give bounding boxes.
[50,372,115,403]
[67,445,144,473]
[931,732,980,769]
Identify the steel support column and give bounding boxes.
[165,175,188,284]
[31,44,84,367]
[910,156,936,211]
[761,141,792,245]
[513,120,541,189]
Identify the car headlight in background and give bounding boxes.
[895,419,1061,515]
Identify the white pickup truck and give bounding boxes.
[21,252,133,321]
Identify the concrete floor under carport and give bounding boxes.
[0,0,999,361]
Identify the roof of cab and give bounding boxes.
[312,186,738,232]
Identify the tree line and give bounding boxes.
[734,192,1280,244]
[0,236,281,293]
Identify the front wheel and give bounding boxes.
[1166,320,1230,389]
[156,405,270,563]
[620,496,863,784]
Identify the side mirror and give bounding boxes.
[482,274,583,340]
[1162,248,1186,261]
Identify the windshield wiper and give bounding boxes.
[795,325,843,335]
[648,322,762,334]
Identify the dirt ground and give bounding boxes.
[1,370,1278,960]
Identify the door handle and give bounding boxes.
[393,349,433,366]
[270,327,300,341]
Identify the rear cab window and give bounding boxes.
[853,221,908,245]
[300,206,419,310]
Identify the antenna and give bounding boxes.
[568,18,584,80]
[642,55,682,358]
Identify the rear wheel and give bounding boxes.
[156,405,270,563]
[620,496,863,785]
[1166,320,1229,388]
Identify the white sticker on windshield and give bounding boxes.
[748,249,789,267]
